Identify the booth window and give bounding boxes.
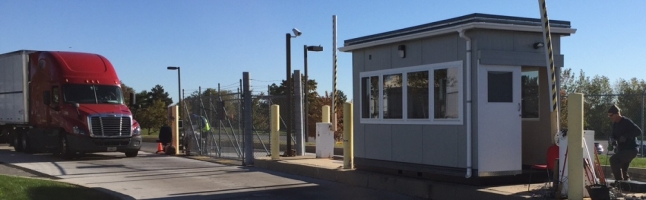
[521,67,539,118]
[407,71,429,119]
[361,76,380,118]
[359,60,462,124]
[383,73,402,119]
[488,72,513,102]
[434,68,459,119]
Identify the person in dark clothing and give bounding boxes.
[608,105,642,181]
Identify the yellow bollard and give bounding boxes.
[322,105,330,123]
[169,105,179,155]
[343,103,353,169]
[271,105,280,160]
[567,93,584,199]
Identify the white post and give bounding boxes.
[567,93,584,199]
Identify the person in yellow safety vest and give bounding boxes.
[202,116,211,133]
[192,114,211,133]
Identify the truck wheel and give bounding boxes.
[0,128,8,144]
[125,151,139,157]
[21,133,33,154]
[59,135,73,159]
[13,131,23,152]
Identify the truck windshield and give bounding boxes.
[62,84,124,104]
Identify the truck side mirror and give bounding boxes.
[43,91,51,105]
[130,93,136,106]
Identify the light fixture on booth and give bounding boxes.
[533,42,544,49]
[398,45,406,58]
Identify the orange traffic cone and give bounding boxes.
[156,142,165,154]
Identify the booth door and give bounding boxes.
[477,64,522,176]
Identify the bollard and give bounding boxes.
[271,105,280,160]
[567,93,584,199]
[322,105,330,123]
[343,102,353,169]
[169,105,179,155]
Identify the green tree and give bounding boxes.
[312,90,348,141]
[182,88,240,129]
[132,90,149,119]
[583,75,614,139]
[268,76,320,137]
[147,85,173,106]
[615,78,646,135]
[137,99,168,134]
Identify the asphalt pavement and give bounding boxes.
[0,144,422,200]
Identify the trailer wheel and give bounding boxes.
[13,131,23,152]
[125,151,139,157]
[59,135,73,159]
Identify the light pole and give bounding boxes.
[303,45,323,142]
[167,66,181,114]
[285,28,301,156]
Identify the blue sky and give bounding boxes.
[1,0,645,102]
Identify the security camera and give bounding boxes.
[292,28,302,37]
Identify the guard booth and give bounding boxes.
[339,13,576,183]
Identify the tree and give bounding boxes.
[581,75,614,140]
[268,76,320,137]
[615,78,646,135]
[137,99,168,134]
[147,85,173,106]
[181,88,240,130]
[312,90,348,141]
[132,90,149,119]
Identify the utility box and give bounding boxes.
[316,122,333,158]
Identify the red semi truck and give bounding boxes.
[0,50,142,158]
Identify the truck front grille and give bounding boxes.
[90,116,131,137]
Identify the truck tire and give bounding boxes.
[13,131,23,152]
[59,135,74,159]
[0,128,9,144]
[21,133,33,154]
[125,151,138,157]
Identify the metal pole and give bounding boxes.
[294,70,304,155]
[641,92,644,156]
[286,33,293,156]
[243,72,253,165]
[177,67,181,121]
[304,45,308,143]
[218,83,221,157]
[332,15,338,131]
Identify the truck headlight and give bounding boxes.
[132,126,141,136]
[72,126,87,135]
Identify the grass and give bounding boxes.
[0,175,115,200]
[598,155,646,168]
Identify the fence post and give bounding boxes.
[294,70,304,156]
[243,72,253,165]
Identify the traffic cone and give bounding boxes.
[156,142,164,154]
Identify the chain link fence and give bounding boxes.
[180,92,293,160]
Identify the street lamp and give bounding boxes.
[285,28,301,156]
[303,45,323,142]
[167,66,182,126]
